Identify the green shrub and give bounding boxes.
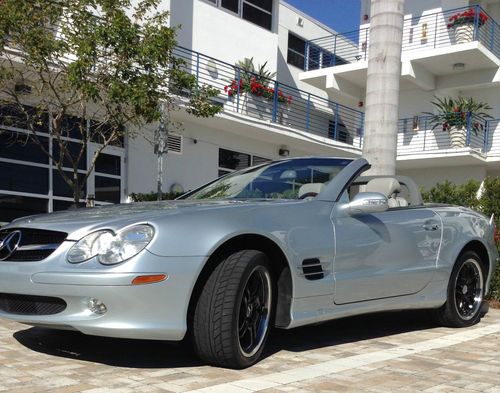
[421,179,481,209]
[128,192,182,202]
[421,177,500,301]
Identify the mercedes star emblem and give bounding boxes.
[0,231,22,261]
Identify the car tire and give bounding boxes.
[431,250,485,328]
[192,250,273,369]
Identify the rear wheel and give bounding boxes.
[192,250,273,368]
[432,251,485,327]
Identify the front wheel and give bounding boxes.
[431,250,485,327]
[192,250,273,368]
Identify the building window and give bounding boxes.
[221,0,239,13]
[206,0,273,31]
[0,194,48,224]
[218,148,270,177]
[328,118,350,144]
[0,162,49,194]
[287,33,306,69]
[95,176,121,204]
[0,104,126,222]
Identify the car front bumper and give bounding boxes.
[0,244,205,341]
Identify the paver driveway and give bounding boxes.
[0,309,499,393]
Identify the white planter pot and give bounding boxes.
[449,126,467,148]
[240,93,272,119]
[453,23,474,44]
[227,93,290,124]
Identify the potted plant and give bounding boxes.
[224,58,292,123]
[447,8,488,44]
[425,96,492,148]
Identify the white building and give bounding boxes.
[0,0,499,221]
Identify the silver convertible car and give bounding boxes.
[0,157,498,368]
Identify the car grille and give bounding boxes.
[0,228,67,262]
[0,293,67,315]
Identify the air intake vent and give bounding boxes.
[0,293,67,315]
[302,258,325,280]
[167,134,182,154]
[0,228,67,262]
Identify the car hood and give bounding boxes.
[8,199,298,240]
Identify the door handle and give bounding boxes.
[423,222,440,231]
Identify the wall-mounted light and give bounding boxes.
[421,23,428,40]
[363,14,369,21]
[357,101,364,107]
[206,60,218,79]
[297,17,304,27]
[453,62,465,71]
[279,146,290,157]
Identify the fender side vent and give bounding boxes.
[302,258,324,281]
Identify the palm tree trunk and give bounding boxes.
[362,0,405,175]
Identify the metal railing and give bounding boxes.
[173,46,364,148]
[397,113,489,154]
[305,29,368,71]
[485,119,500,156]
[306,5,500,71]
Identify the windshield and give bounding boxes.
[185,158,352,200]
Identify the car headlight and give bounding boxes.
[67,224,155,265]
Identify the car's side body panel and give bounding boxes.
[332,206,441,304]
[432,206,498,292]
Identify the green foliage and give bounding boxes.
[186,85,223,118]
[421,177,500,300]
[129,191,182,202]
[0,0,220,203]
[421,179,481,210]
[236,57,277,86]
[424,96,492,135]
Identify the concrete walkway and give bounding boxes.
[0,309,499,392]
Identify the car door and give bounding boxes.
[332,206,442,304]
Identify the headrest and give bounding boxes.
[365,178,401,197]
[298,183,325,199]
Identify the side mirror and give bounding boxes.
[347,192,389,215]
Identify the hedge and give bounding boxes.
[421,177,500,301]
[128,192,182,202]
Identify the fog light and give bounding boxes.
[88,298,107,315]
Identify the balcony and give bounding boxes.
[172,45,500,165]
[172,46,364,154]
[301,6,500,98]
[396,113,500,168]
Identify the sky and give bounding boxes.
[284,0,361,33]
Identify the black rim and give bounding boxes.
[454,259,483,321]
[238,267,271,357]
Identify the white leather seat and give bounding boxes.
[298,183,325,199]
[365,178,408,208]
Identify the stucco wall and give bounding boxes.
[398,165,487,190]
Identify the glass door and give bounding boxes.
[88,144,126,205]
